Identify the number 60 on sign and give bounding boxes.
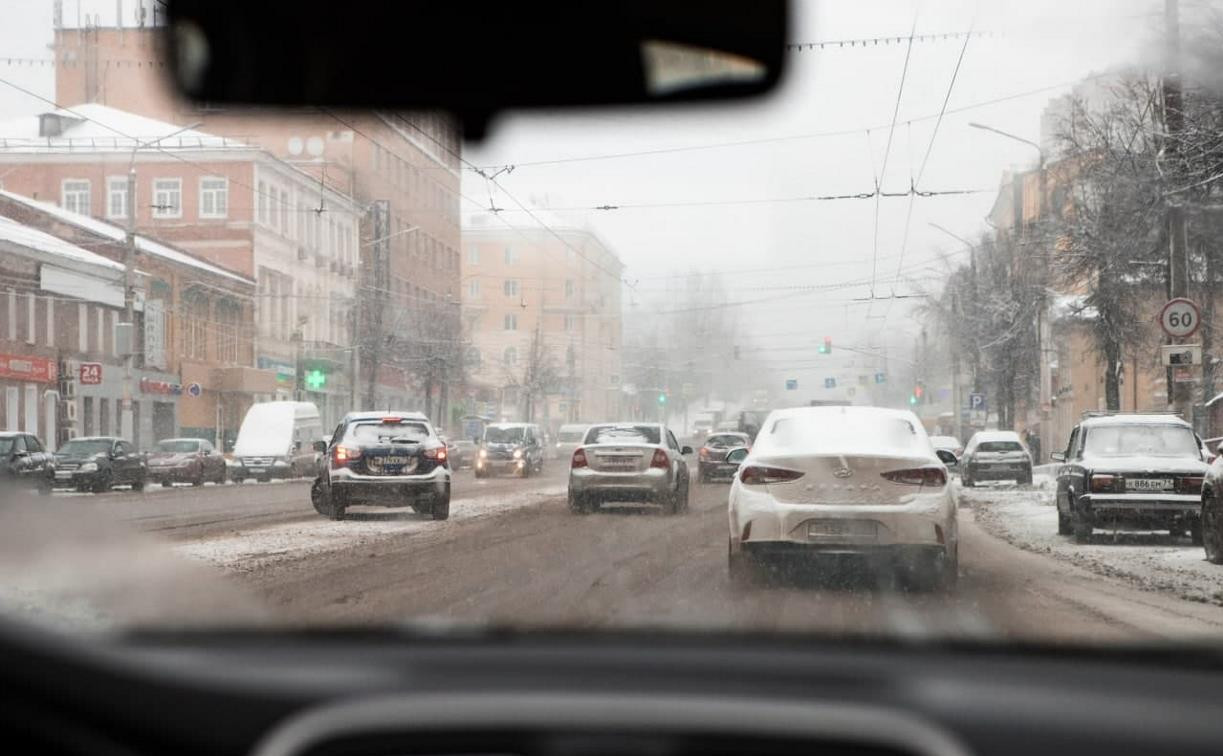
[1159,298,1201,339]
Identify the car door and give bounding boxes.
[9,434,29,479]
[1054,427,1078,512]
[24,434,49,477]
[200,440,221,478]
[666,429,685,485]
[117,441,140,482]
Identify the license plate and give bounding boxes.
[55,471,72,479]
[247,467,266,473]
[1127,478,1173,491]
[379,455,410,466]
[601,459,637,468]
[807,520,877,539]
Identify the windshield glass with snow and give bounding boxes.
[976,441,1024,453]
[484,427,526,444]
[350,422,431,445]
[587,426,661,445]
[1084,425,1202,458]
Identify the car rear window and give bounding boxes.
[156,440,201,453]
[762,411,924,456]
[349,421,431,444]
[586,425,661,445]
[976,441,1023,452]
[706,434,747,448]
[1084,425,1201,458]
[484,426,526,444]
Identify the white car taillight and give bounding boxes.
[881,467,947,487]
[739,465,804,485]
[572,449,588,468]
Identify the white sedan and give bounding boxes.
[726,406,959,590]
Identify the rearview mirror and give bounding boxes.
[1050,452,1066,462]
[935,449,958,466]
[681,446,694,456]
[164,0,788,138]
[725,448,749,465]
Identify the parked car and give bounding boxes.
[726,406,959,590]
[146,438,228,486]
[551,423,590,461]
[231,401,322,482]
[449,437,477,469]
[1052,413,1209,543]
[0,431,54,496]
[475,423,545,478]
[698,431,752,483]
[960,431,1032,487]
[52,436,146,493]
[310,411,450,521]
[929,435,964,457]
[1202,438,1223,563]
[568,422,692,515]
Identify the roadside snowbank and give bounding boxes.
[173,483,567,574]
[964,478,1223,606]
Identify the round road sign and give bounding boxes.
[1159,298,1201,339]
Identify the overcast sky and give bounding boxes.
[0,0,1181,377]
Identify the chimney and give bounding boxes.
[38,112,83,138]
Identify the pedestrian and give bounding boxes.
[1025,427,1042,465]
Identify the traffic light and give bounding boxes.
[908,393,918,406]
[305,369,327,391]
[818,337,832,354]
[657,392,667,405]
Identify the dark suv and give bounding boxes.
[53,437,147,493]
[311,412,451,521]
[0,432,55,496]
[475,423,545,478]
[1052,414,1209,543]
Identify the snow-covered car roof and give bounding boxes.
[754,406,930,458]
[969,430,1023,444]
[1079,413,1189,428]
[345,411,428,422]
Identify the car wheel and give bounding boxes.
[1019,470,1033,486]
[431,484,451,521]
[727,539,757,588]
[92,471,112,493]
[1072,500,1093,543]
[37,478,52,496]
[218,467,228,484]
[192,471,205,487]
[131,475,145,492]
[474,468,485,479]
[1169,524,1187,539]
[1190,517,1204,547]
[1056,505,1071,536]
[161,480,172,488]
[961,475,974,488]
[1204,495,1223,564]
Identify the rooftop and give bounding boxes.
[0,103,251,153]
[0,212,124,274]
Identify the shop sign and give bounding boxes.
[140,377,183,396]
[144,299,166,369]
[79,362,103,385]
[258,356,297,385]
[0,353,57,383]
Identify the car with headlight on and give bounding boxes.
[568,422,692,515]
[146,437,227,487]
[475,423,545,478]
[726,405,959,590]
[698,431,752,483]
[1053,413,1210,543]
[310,411,450,521]
[52,436,147,493]
[960,430,1032,487]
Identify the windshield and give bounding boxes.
[58,440,113,456]
[1084,425,1202,458]
[7,0,1223,647]
[586,425,661,445]
[155,440,200,453]
[484,427,526,444]
[350,422,431,445]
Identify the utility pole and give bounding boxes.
[363,200,390,407]
[121,164,137,442]
[1165,0,1192,421]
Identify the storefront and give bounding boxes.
[0,351,59,448]
[73,360,182,450]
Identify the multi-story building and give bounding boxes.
[462,223,624,430]
[0,104,361,433]
[50,14,463,420]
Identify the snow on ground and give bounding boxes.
[173,483,567,574]
[964,474,1223,606]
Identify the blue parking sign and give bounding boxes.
[824,377,836,389]
[785,379,798,391]
[874,372,886,384]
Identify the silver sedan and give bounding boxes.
[567,423,693,515]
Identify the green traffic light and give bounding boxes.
[908,394,918,406]
[658,393,667,405]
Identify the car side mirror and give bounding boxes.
[1050,452,1066,462]
[725,447,749,465]
[312,440,327,453]
[935,449,958,466]
[681,445,694,455]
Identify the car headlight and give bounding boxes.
[513,449,523,459]
[80,462,98,472]
[479,449,488,459]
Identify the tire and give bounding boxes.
[961,476,974,488]
[161,480,172,488]
[1072,500,1093,543]
[217,467,228,485]
[192,470,204,487]
[1019,470,1033,486]
[727,539,757,588]
[130,475,145,492]
[1190,518,1204,547]
[1204,494,1223,564]
[474,468,485,479]
[37,478,52,496]
[1057,505,1071,536]
[431,485,451,521]
[662,484,682,516]
[311,478,345,520]
[92,471,112,493]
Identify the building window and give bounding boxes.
[503,279,519,297]
[183,294,208,359]
[467,245,479,265]
[468,280,480,298]
[106,176,129,219]
[152,178,182,218]
[504,246,516,265]
[62,179,90,215]
[504,313,517,331]
[503,346,518,366]
[216,300,240,364]
[199,177,228,218]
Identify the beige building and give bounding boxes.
[462,224,624,430]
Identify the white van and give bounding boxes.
[232,401,322,482]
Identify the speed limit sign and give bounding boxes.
[1159,298,1201,338]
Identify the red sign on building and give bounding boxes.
[0,353,57,383]
[79,362,103,385]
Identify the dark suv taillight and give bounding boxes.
[332,445,361,468]
[1090,473,1122,493]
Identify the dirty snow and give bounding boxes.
[964,475,1223,606]
[173,483,567,574]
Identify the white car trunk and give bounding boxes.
[753,452,940,506]
[587,444,652,473]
